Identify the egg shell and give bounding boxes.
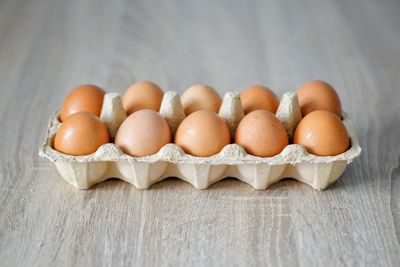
[122,81,164,115]
[115,109,171,157]
[175,110,230,157]
[60,84,106,122]
[296,80,342,117]
[54,112,110,156]
[235,110,289,157]
[240,86,280,114]
[293,110,350,156]
[40,91,361,191]
[181,84,222,115]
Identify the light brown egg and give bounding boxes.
[180,84,222,115]
[235,110,288,157]
[175,110,230,157]
[60,84,106,122]
[240,85,280,114]
[115,109,171,157]
[122,81,164,115]
[296,80,342,117]
[54,112,110,156]
[293,110,349,156]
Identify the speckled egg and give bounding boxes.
[235,110,288,157]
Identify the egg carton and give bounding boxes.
[39,91,361,190]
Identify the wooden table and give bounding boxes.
[1,0,399,266]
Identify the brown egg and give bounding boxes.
[240,85,280,114]
[54,112,110,156]
[122,81,164,115]
[115,109,171,156]
[181,84,222,115]
[60,84,106,122]
[296,80,342,117]
[293,110,349,156]
[175,110,230,157]
[235,110,288,157]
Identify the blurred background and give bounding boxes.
[3,0,398,106]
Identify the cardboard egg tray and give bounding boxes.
[39,91,361,190]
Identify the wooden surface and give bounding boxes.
[0,0,399,266]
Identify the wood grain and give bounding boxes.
[0,0,400,266]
